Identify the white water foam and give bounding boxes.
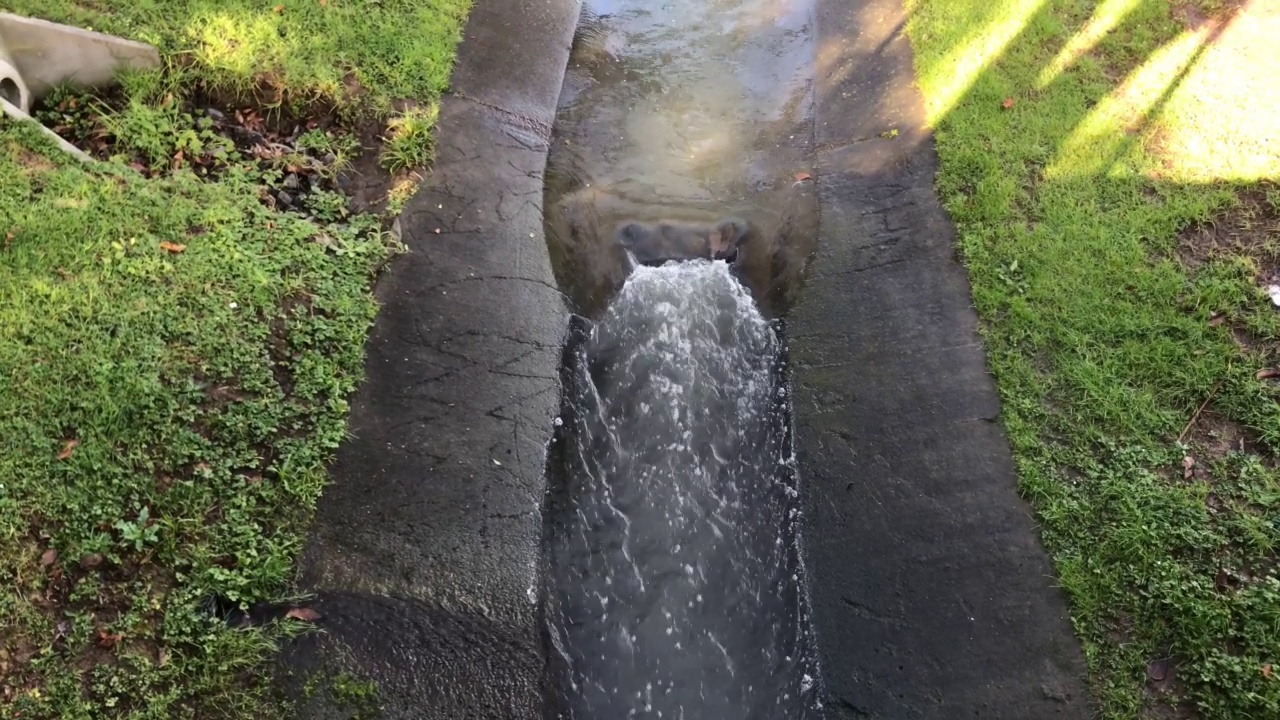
[545,261,818,719]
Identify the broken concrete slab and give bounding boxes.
[0,13,159,111]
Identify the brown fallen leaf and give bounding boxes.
[96,629,122,649]
[319,0,327,5]
[39,548,57,568]
[1208,312,1226,327]
[159,241,187,254]
[79,553,104,570]
[1257,368,1279,380]
[285,607,322,622]
[3,227,15,249]
[273,4,285,12]
[57,439,79,460]
[1002,97,1016,109]
[793,171,812,182]
[1182,455,1195,479]
[1264,664,1274,679]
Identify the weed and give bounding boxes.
[380,106,437,173]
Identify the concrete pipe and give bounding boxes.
[0,46,31,114]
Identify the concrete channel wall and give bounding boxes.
[289,0,580,717]
[790,0,1094,718]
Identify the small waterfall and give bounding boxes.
[543,261,818,719]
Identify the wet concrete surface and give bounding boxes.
[284,0,579,717]
[790,0,1094,717]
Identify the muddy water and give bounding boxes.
[543,0,818,318]
[540,1,821,718]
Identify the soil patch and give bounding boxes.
[1169,0,1248,30]
[1177,183,1280,279]
[31,84,399,219]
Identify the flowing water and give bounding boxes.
[544,262,817,719]
[540,0,820,717]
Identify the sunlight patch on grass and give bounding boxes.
[1035,0,1142,88]
[7,0,473,115]
[906,0,1048,125]
[1047,24,1208,180]
[1146,0,1280,183]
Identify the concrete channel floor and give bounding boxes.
[285,0,1095,717]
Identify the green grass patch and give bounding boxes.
[1,1,475,714]
[906,0,1280,717]
[0,116,398,717]
[380,105,437,174]
[9,0,471,117]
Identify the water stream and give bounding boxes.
[540,1,820,717]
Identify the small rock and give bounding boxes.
[80,553,104,570]
[282,173,300,190]
[276,190,294,207]
[204,107,226,122]
[321,152,337,165]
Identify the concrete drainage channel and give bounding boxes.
[292,0,1095,717]
[0,0,1091,717]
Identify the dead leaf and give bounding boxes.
[96,629,122,649]
[3,227,15,249]
[1002,97,1016,109]
[1182,455,1195,479]
[159,241,187,254]
[79,553,104,570]
[319,0,327,5]
[1208,312,1226,327]
[793,171,812,182]
[57,439,79,460]
[1257,368,1279,380]
[273,4,285,12]
[1264,664,1274,679]
[39,549,57,568]
[157,647,170,667]
[285,607,322,622]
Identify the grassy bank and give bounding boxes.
[0,1,470,717]
[904,0,1279,717]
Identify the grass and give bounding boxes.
[0,0,471,716]
[7,0,471,172]
[905,0,1280,717]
